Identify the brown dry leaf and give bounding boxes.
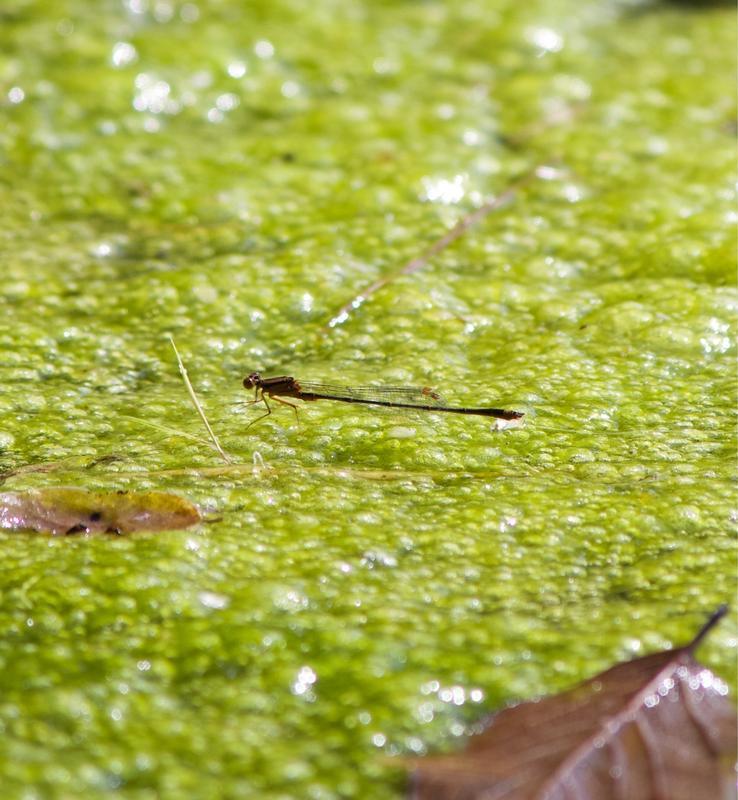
[0,488,201,534]
[410,608,737,800]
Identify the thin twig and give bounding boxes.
[323,167,541,331]
[120,415,219,450]
[688,605,729,654]
[168,335,232,464]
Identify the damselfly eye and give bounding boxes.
[243,372,261,389]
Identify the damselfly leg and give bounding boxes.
[243,391,273,431]
[243,389,300,430]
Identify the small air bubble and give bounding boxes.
[254,40,274,59]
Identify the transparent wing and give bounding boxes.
[295,381,447,405]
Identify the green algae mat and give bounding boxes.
[0,0,735,797]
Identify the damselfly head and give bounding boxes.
[243,372,262,389]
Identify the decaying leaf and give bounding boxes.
[410,607,737,800]
[0,488,201,534]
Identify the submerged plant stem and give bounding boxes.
[323,166,542,330]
